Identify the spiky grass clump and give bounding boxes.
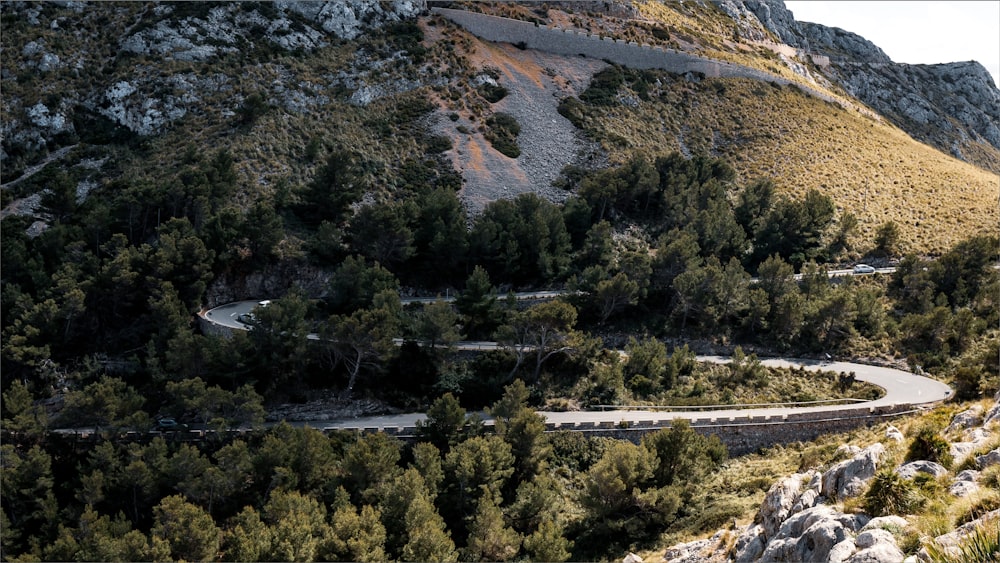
[925,521,1000,563]
[863,470,925,517]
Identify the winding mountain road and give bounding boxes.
[266,358,949,432]
[197,278,951,433]
[200,266,893,330]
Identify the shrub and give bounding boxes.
[906,424,954,469]
[484,112,521,158]
[874,221,902,257]
[956,493,1000,527]
[479,83,508,104]
[238,92,270,126]
[692,502,746,533]
[557,96,587,128]
[863,470,923,517]
[580,66,625,106]
[424,134,453,154]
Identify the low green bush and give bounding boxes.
[485,112,521,158]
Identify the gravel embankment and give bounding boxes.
[438,43,609,214]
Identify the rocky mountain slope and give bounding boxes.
[1,0,997,256]
[714,0,1000,171]
[662,397,1000,562]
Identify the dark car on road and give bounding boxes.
[153,418,187,431]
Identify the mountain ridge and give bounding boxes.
[713,0,1000,166]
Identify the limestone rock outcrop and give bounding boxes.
[821,443,885,500]
[758,505,869,562]
[664,398,1000,563]
[895,460,948,480]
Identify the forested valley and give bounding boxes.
[3,138,997,559]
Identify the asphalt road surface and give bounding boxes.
[288,357,951,431]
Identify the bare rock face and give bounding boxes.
[710,0,1000,170]
[830,61,1000,160]
[759,505,869,563]
[896,461,948,480]
[795,22,889,64]
[711,0,783,43]
[204,262,331,307]
[276,0,425,40]
[950,470,981,497]
[99,80,187,137]
[822,443,885,500]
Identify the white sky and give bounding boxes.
[783,1,1000,86]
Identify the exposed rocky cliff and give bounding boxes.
[712,0,1000,171]
[663,398,1000,563]
[1,0,426,175]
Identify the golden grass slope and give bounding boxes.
[575,75,999,256]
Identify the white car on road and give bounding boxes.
[853,264,876,274]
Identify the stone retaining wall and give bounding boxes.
[431,7,846,108]
[196,312,234,338]
[331,404,917,457]
[50,405,920,456]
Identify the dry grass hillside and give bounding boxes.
[567,73,998,255]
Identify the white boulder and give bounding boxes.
[885,425,905,443]
[949,470,981,497]
[947,406,984,433]
[896,461,948,480]
[822,443,885,499]
[976,448,1000,469]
